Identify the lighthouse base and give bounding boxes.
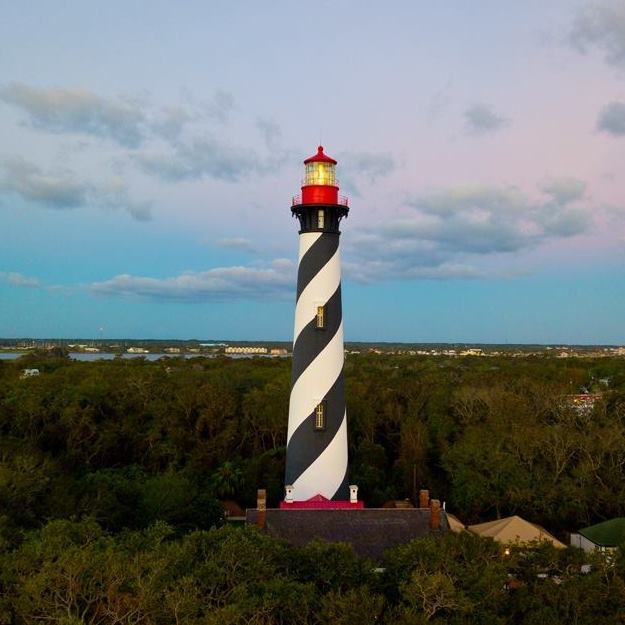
[246,507,448,561]
[279,494,363,510]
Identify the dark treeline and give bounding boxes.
[2,351,625,533]
[4,520,625,625]
[3,351,625,623]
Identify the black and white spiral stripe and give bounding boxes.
[285,230,349,501]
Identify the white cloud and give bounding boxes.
[0,82,145,147]
[337,150,396,196]
[0,157,151,221]
[539,177,587,204]
[151,91,234,143]
[570,1,625,68]
[0,271,40,288]
[203,90,235,123]
[344,259,482,282]
[136,138,263,182]
[150,106,195,143]
[0,158,89,208]
[217,237,257,252]
[91,259,295,301]
[597,101,625,136]
[341,151,396,183]
[0,81,277,189]
[0,82,237,148]
[256,118,282,150]
[464,103,509,135]
[95,177,152,222]
[344,179,593,282]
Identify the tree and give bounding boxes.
[401,568,472,621]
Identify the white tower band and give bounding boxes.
[285,146,350,502]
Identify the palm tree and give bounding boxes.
[211,461,244,498]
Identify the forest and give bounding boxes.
[2,350,625,623]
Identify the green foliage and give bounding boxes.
[317,586,385,625]
[289,539,373,593]
[383,532,509,620]
[2,354,625,621]
[2,519,625,623]
[78,465,223,532]
[3,353,625,528]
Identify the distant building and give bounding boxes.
[164,347,181,353]
[459,348,483,356]
[568,393,602,414]
[468,515,565,549]
[270,348,288,356]
[221,500,245,522]
[571,518,625,553]
[127,347,149,354]
[224,346,267,354]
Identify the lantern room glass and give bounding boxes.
[304,162,336,186]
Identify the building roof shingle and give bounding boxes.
[246,508,448,560]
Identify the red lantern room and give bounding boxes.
[301,145,339,205]
[291,146,348,232]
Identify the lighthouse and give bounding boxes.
[284,146,356,505]
[247,147,447,553]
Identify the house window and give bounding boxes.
[317,209,325,229]
[316,305,325,329]
[315,402,326,430]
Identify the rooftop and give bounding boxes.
[246,508,449,560]
[303,145,337,165]
[579,518,625,547]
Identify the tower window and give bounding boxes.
[317,209,325,229]
[316,305,325,329]
[314,402,326,430]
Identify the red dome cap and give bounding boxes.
[303,145,337,165]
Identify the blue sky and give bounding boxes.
[1,1,625,343]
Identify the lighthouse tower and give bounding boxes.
[247,146,445,551]
[284,146,356,505]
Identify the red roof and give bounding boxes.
[278,493,364,509]
[304,145,337,165]
[221,499,245,517]
[307,494,330,502]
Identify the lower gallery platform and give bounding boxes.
[245,507,449,561]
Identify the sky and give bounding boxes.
[1,1,625,344]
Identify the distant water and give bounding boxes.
[0,352,288,362]
[0,352,206,362]
[0,353,27,360]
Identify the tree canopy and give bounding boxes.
[2,352,625,622]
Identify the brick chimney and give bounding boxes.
[257,489,267,529]
[419,489,430,509]
[430,498,441,531]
